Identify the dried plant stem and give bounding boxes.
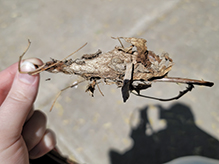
[19,41,87,75]
[96,83,104,96]
[50,80,85,111]
[131,84,194,101]
[18,39,31,73]
[152,77,214,87]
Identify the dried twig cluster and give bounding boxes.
[19,37,214,110]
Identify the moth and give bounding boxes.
[18,37,214,111]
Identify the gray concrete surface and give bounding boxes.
[0,0,219,164]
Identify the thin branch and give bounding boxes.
[96,82,104,96]
[50,80,85,111]
[131,84,194,101]
[19,42,87,75]
[31,43,88,75]
[18,39,31,73]
[152,77,214,87]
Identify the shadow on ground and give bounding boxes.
[109,103,219,164]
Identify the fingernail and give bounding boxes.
[19,61,37,84]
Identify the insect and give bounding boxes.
[18,37,214,111]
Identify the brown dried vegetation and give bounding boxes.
[19,37,214,109]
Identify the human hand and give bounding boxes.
[0,59,56,164]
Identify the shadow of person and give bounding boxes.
[109,103,219,164]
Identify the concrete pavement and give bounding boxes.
[0,0,219,163]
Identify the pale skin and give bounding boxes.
[0,58,56,164]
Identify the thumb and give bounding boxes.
[0,60,41,138]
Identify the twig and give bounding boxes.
[50,80,85,111]
[131,84,194,101]
[152,77,213,87]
